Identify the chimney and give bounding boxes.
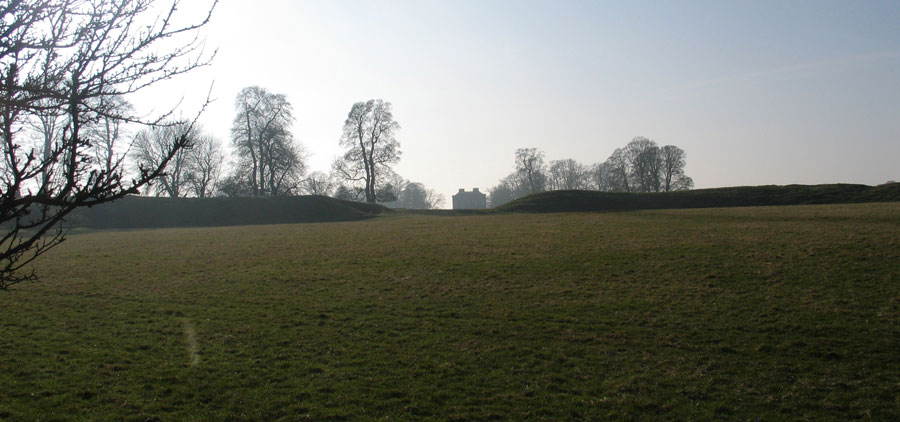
[473,188,480,193]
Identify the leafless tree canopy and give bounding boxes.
[617,137,692,193]
[397,182,444,210]
[487,148,548,206]
[0,0,217,289]
[548,159,589,191]
[591,138,692,193]
[604,148,631,192]
[660,145,689,192]
[301,171,333,196]
[86,95,133,175]
[132,122,193,197]
[514,148,547,195]
[333,99,401,203]
[227,86,305,197]
[131,123,223,198]
[186,133,224,198]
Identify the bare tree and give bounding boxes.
[660,145,690,192]
[230,86,305,196]
[28,101,65,188]
[488,173,526,207]
[548,158,589,190]
[597,139,693,193]
[132,122,193,197]
[333,99,401,203]
[302,171,333,196]
[423,188,445,209]
[0,0,217,289]
[376,171,408,204]
[186,132,223,198]
[218,173,252,198]
[589,161,613,191]
[624,137,662,192]
[87,96,133,174]
[397,182,444,209]
[333,183,365,202]
[672,175,694,191]
[514,148,547,195]
[605,148,631,192]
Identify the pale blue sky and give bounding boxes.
[146,0,900,203]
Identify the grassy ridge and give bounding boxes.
[65,184,900,229]
[498,183,900,213]
[69,195,390,229]
[2,203,899,420]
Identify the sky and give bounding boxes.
[137,0,900,206]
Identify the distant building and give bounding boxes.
[452,188,487,210]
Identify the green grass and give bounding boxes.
[2,203,899,420]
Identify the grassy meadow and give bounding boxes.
[2,203,899,420]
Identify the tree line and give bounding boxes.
[488,138,693,207]
[0,0,687,287]
[0,0,442,289]
[126,88,444,209]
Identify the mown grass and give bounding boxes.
[2,203,899,420]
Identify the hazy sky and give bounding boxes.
[141,0,900,204]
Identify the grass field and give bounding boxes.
[2,203,899,420]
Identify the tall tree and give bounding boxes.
[0,0,216,289]
[132,122,194,197]
[660,145,689,192]
[624,137,662,192]
[514,148,547,195]
[396,181,445,209]
[548,158,589,190]
[185,132,224,198]
[605,148,631,192]
[598,138,693,192]
[28,95,65,188]
[302,171,333,196]
[333,99,401,203]
[230,86,305,196]
[87,96,132,174]
[590,161,615,191]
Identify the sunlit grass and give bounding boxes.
[2,203,899,420]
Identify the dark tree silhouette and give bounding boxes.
[229,86,305,197]
[0,0,217,289]
[132,122,194,198]
[301,171,333,196]
[185,132,224,198]
[660,145,692,192]
[624,137,661,192]
[333,99,401,203]
[489,138,693,201]
[514,148,547,195]
[548,158,589,190]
